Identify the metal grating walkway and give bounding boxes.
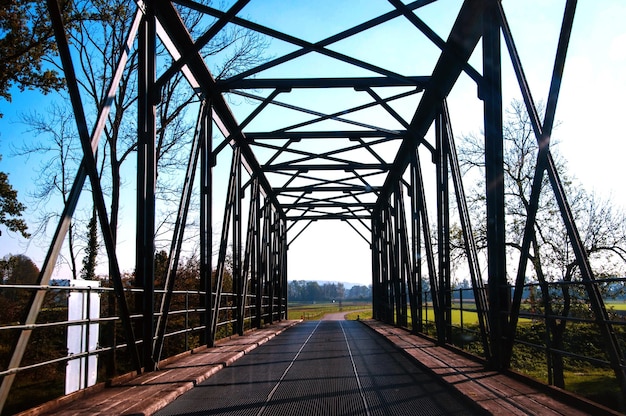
[155,320,479,416]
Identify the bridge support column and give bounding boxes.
[278,217,288,320]
[136,1,157,371]
[200,102,213,346]
[239,178,260,334]
[233,145,242,335]
[435,108,452,344]
[482,0,508,371]
[263,202,274,324]
[371,214,381,321]
[394,188,411,329]
[254,194,263,328]
[209,146,242,345]
[409,151,422,333]
[153,101,210,363]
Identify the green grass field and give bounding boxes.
[287,301,371,320]
[607,301,626,311]
[297,304,511,327]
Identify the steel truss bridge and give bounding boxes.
[1,0,625,413]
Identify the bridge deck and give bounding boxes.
[18,321,299,416]
[363,320,617,416]
[18,319,617,415]
[155,319,479,416]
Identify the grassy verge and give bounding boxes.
[345,310,373,320]
[287,301,371,320]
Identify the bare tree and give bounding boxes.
[65,0,269,249]
[15,103,82,278]
[18,1,269,274]
[457,99,626,388]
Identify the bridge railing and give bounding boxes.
[417,277,626,409]
[0,281,285,414]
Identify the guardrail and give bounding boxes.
[0,281,285,414]
[418,277,625,410]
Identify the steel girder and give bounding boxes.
[371,0,487,343]
[442,101,491,360]
[136,0,158,371]
[3,0,626,411]
[371,103,491,356]
[154,101,208,362]
[199,98,213,346]
[0,1,145,408]
[501,0,626,390]
[481,0,507,370]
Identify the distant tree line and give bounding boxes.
[288,280,371,302]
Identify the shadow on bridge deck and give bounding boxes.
[16,319,618,416]
[363,320,619,416]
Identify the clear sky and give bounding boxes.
[0,1,625,285]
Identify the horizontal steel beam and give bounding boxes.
[246,131,406,140]
[218,76,429,90]
[376,0,487,210]
[181,0,436,84]
[281,202,375,208]
[275,185,382,193]
[262,163,391,172]
[287,214,372,221]
[154,2,286,221]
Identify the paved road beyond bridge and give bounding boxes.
[155,320,480,416]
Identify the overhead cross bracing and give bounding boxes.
[1,0,625,413]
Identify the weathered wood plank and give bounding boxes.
[362,320,617,416]
[19,320,300,416]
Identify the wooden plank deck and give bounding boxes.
[16,320,300,416]
[363,320,620,416]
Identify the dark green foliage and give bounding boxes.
[347,284,372,300]
[0,253,38,285]
[288,280,370,302]
[0,160,29,237]
[80,209,99,280]
[0,0,72,105]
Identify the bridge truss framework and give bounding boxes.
[1,0,625,412]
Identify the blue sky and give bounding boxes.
[1,1,625,284]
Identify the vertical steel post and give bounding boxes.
[265,204,274,324]
[254,196,263,328]
[273,210,281,320]
[136,1,157,371]
[413,149,440,339]
[396,188,413,329]
[279,217,288,319]
[371,212,381,320]
[435,109,451,343]
[273,211,283,320]
[409,151,422,333]
[259,203,268,324]
[209,146,241,345]
[482,0,508,370]
[389,196,403,327]
[240,179,259,333]
[200,104,213,345]
[376,210,384,322]
[381,207,392,324]
[153,101,206,363]
[373,209,382,321]
[442,100,491,358]
[233,149,242,335]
